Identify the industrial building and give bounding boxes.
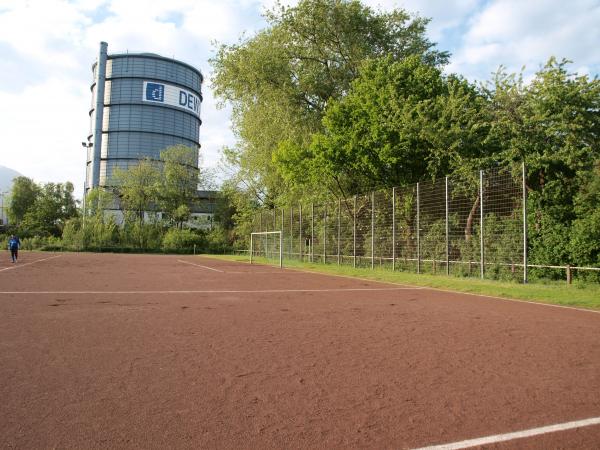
[83,42,215,227]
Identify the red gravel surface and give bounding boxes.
[0,251,599,449]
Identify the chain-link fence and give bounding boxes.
[251,166,527,281]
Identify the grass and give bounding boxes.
[204,254,600,310]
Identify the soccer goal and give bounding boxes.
[250,231,283,268]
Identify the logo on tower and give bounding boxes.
[145,83,164,102]
[142,81,200,117]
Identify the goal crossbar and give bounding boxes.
[250,231,283,268]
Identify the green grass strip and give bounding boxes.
[203,254,600,310]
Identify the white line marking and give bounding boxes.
[0,255,63,273]
[413,416,600,450]
[0,287,422,295]
[226,271,302,274]
[196,257,600,315]
[177,259,224,272]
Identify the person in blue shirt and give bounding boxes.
[8,235,20,263]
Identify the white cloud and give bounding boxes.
[0,0,267,198]
[449,0,600,80]
[0,77,90,192]
[0,0,598,200]
[393,0,480,41]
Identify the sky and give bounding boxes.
[0,0,598,200]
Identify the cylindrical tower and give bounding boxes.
[85,42,203,192]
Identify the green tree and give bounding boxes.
[8,176,39,225]
[20,182,78,236]
[159,145,199,228]
[569,162,600,273]
[484,59,600,268]
[277,56,490,199]
[211,0,448,205]
[113,159,161,226]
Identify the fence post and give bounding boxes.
[290,207,293,260]
[311,203,314,263]
[566,265,572,285]
[353,195,357,268]
[323,203,327,264]
[337,198,341,265]
[281,208,284,260]
[259,212,263,233]
[299,204,303,262]
[446,176,450,276]
[416,182,420,274]
[371,191,375,270]
[250,233,253,264]
[522,162,528,284]
[392,187,396,272]
[480,170,485,279]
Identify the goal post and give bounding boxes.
[250,231,283,268]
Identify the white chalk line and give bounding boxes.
[0,286,423,295]
[177,259,224,272]
[413,416,600,450]
[0,255,63,273]
[196,256,600,315]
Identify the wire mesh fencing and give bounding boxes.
[251,166,526,281]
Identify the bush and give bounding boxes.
[162,228,205,253]
[205,226,232,254]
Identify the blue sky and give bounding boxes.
[0,0,598,199]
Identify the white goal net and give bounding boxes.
[250,231,283,268]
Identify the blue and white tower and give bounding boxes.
[84,42,203,192]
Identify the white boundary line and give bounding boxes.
[0,287,423,295]
[177,259,224,272]
[0,255,63,273]
[195,256,600,315]
[413,416,600,449]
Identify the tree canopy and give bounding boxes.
[211,0,448,206]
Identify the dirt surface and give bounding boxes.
[0,251,599,449]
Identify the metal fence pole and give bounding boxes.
[445,177,450,276]
[480,170,485,279]
[337,198,341,265]
[522,162,528,284]
[311,203,314,263]
[416,182,420,274]
[392,187,396,272]
[371,191,375,270]
[299,204,303,262]
[281,208,284,260]
[353,195,357,268]
[323,204,327,264]
[290,207,293,260]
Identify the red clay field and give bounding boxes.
[0,251,599,449]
